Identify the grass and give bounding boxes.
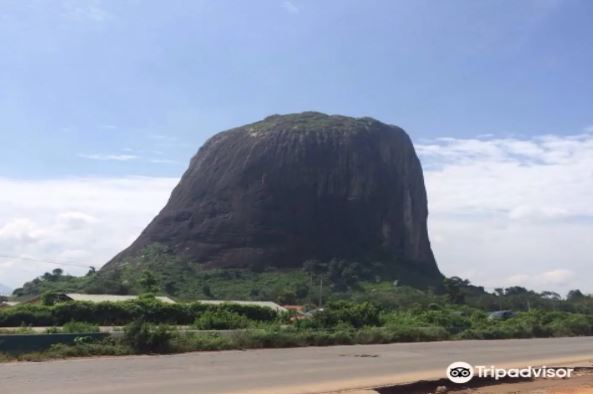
[0,340,134,362]
[0,326,36,335]
[60,321,100,333]
[0,326,449,362]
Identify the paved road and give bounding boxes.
[2,337,593,394]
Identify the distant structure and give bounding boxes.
[197,300,287,313]
[63,293,177,304]
[26,293,176,304]
[0,301,20,308]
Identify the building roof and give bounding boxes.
[197,300,287,313]
[282,305,305,312]
[64,293,176,304]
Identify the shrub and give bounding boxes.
[0,300,279,327]
[0,304,53,326]
[45,339,131,359]
[545,313,592,337]
[213,303,278,322]
[193,310,250,330]
[171,332,234,352]
[61,321,100,333]
[124,320,173,353]
[303,301,381,329]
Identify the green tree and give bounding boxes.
[303,259,324,282]
[275,289,297,305]
[505,286,528,296]
[41,290,60,306]
[138,271,159,294]
[164,281,178,295]
[443,277,465,304]
[567,289,585,301]
[294,283,309,299]
[540,291,560,301]
[202,284,213,298]
[52,268,64,277]
[302,259,327,306]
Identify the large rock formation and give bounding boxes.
[104,112,441,280]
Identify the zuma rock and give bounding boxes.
[104,112,441,281]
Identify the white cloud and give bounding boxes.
[0,177,177,288]
[282,1,300,14]
[504,270,574,288]
[149,159,182,165]
[56,212,99,230]
[0,218,46,244]
[78,152,182,165]
[504,274,530,286]
[538,269,574,286]
[78,153,138,161]
[419,129,593,294]
[61,1,110,23]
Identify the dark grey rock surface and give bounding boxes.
[104,112,440,277]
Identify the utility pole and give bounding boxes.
[319,277,323,308]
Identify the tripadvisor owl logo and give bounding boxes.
[447,361,474,384]
[446,361,574,384]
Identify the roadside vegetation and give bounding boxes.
[0,297,277,326]
[4,244,593,361]
[2,295,593,362]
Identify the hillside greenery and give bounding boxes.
[10,246,593,319]
[12,243,442,302]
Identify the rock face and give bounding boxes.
[105,112,440,278]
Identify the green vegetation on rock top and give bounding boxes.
[240,111,388,135]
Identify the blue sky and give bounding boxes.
[1,0,592,178]
[1,0,592,293]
